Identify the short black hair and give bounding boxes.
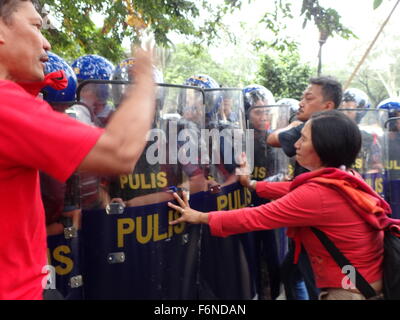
[310,110,361,168]
[309,76,343,108]
[0,0,39,24]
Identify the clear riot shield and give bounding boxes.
[77,81,205,299]
[197,88,257,299]
[246,103,290,299]
[247,104,290,185]
[41,101,84,300]
[204,89,246,186]
[340,108,387,197]
[384,116,400,218]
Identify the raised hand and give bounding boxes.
[236,152,254,189]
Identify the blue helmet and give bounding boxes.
[377,98,400,114]
[184,74,219,89]
[377,98,400,131]
[71,54,114,81]
[110,58,165,108]
[42,51,77,104]
[111,58,164,83]
[243,84,275,115]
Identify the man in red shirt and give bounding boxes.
[0,0,155,299]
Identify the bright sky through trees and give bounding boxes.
[211,0,400,69]
[90,1,400,74]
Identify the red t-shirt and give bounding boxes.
[0,81,103,299]
[208,175,384,289]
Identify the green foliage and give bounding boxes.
[256,52,314,100]
[255,0,299,52]
[247,0,359,53]
[325,30,400,107]
[163,44,256,87]
[329,66,387,108]
[38,0,358,65]
[354,39,400,105]
[351,69,388,108]
[39,0,232,63]
[301,0,356,40]
[374,0,384,9]
[41,0,130,63]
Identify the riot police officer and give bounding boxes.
[40,52,84,299]
[41,51,80,230]
[243,84,285,300]
[378,98,400,218]
[105,58,181,207]
[72,54,115,126]
[244,85,276,181]
[182,74,220,191]
[340,88,384,178]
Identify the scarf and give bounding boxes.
[17,70,68,97]
[288,167,398,263]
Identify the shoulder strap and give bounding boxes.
[310,227,377,299]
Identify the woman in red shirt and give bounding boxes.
[168,110,396,300]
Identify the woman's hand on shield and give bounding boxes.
[236,152,256,190]
[168,191,209,225]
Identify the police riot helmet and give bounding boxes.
[42,51,77,104]
[340,88,371,123]
[277,98,299,123]
[377,97,400,131]
[111,58,164,83]
[184,74,219,89]
[342,88,370,109]
[377,98,400,115]
[243,84,275,115]
[71,54,114,81]
[178,74,217,119]
[111,58,165,108]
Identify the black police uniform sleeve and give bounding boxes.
[278,123,305,157]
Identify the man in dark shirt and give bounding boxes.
[268,77,342,178]
[267,76,343,300]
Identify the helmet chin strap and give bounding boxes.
[17,70,68,97]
